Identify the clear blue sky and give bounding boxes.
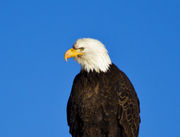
[0,0,179,137]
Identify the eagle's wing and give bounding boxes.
[117,72,141,137]
[67,74,81,136]
[67,94,78,136]
[67,94,73,129]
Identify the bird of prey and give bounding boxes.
[64,38,140,137]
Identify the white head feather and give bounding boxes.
[73,38,112,73]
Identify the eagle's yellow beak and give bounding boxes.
[64,48,83,62]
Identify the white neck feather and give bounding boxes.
[77,53,112,73]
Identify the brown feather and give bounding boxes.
[67,64,140,137]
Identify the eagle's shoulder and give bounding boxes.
[112,65,140,137]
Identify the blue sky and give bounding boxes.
[0,0,179,137]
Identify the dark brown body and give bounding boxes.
[67,64,140,137]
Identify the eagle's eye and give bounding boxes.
[79,47,85,51]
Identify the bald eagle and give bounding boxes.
[65,38,140,137]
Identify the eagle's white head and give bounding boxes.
[65,38,112,73]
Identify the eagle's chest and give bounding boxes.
[75,81,118,123]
